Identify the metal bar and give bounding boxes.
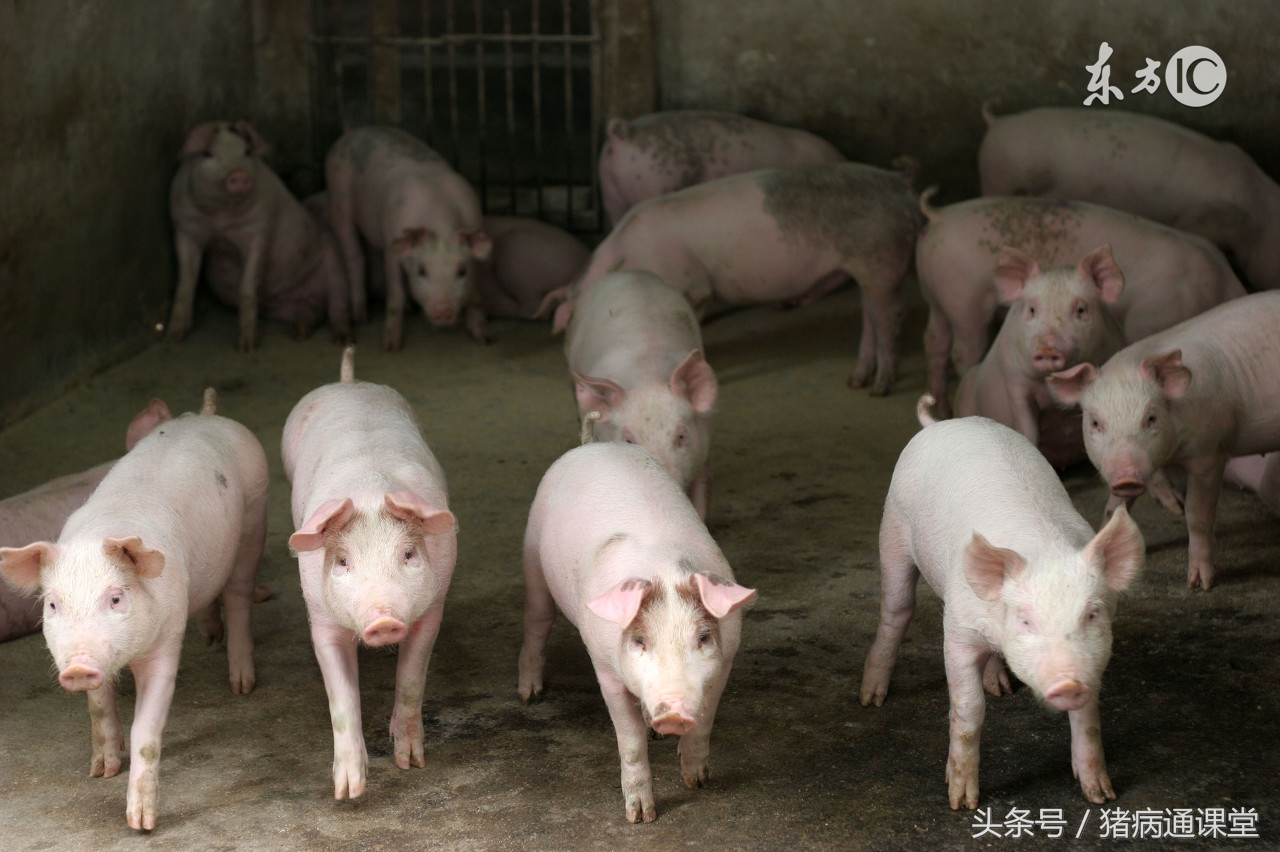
[563,0,573,229]
[532,0,543,218]
[330,0,346,132]
[503,9,516,215]
[371,0,401,125]
[589,0,601,231]
[310,32,601,46]
[423,1,433,145]
[475,0,487,212]
[447,0,460,169]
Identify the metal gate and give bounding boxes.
[308,0,602,232]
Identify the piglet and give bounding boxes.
[565,270,718,518]
[1224,453,1280,516]
[599,110,844,226]
[168,120,351,351]
[0,389,268,830]
[518,441,756,823]
[955,245,1125,468]
[1048,291,1280,590]
[282,346,458,799]
[861,416,1144,809]
[326,126,490,349]
[0,400,173,642]
[478,215,590,320]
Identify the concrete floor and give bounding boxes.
[0,288,1277,851]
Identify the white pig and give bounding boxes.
[1047,291,1280,590]
[518,442,756,823]
[1224,453,1280,516]
[860,416,1144,809]
[565,270,718,518]
[955,245,1126,469]
[0,389,268,831]
[282,346,458,800]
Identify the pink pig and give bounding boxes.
[954,245,1126,468]
[0,400,173,643]
[282,346,458,800]
[565,270,718,518]
[477,215,591,320]
[518,441,756,823]
[168,120,351,351]
[917,193,1245,418]
[599,110,844,226]
[1224,453,1280,516]
[861,416,1144,809]
[1048,291,1280,590]
[548,163,922,395]
[326,126,491,349]
[979,104,1280,288]
[0,389,268,830]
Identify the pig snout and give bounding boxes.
[1044,679,1091,712]
[59,656,105,691]
[427,307,459,326]
[1031,346,1067,373]
[224,169,254,195]
[649,700,697,736]
[362,611,407,647]
[1109,477,1147,499]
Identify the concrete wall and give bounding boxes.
[0,0,305,427]
[652,0,1280,202]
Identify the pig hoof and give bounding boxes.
[846,376,866,390]
[253,584,272,602]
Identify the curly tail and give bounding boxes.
[916,393,939,427]
[919,186,942,224]
[340,345,356,383]
[201,388,218,416]
[981,98,1001,126]
[580,410,602,445]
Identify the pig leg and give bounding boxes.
[677,662,730,788]
[1068,697,1115,803]
[518,549,557,703]
[1008,390,1041,447]
[464,303,491,345]
[382,247,406,351]
[196,601,224,645]
[311,620,368,799]
[848,303,878,391]
[943,638,988,810]
[165,229,206,343]
[223,511,265,695]
[125,638,182,831]
[389,604,445,771]
[1148,469,1185,516]
[327,176,368,324]
[86,683,124,778]
[237,238,267,353]
[1183,457,1227,590]
[923,307,955,419]
[688,467,710,522]
[982,656,1012,697]
[850,267,905,396]
[860,515,918,707]
[596,666,656,823]
[318,238,353,344]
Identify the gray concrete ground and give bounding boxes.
[0,288,1276,851]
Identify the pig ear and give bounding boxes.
[0,543,59,593]
[994,246,1040,303]
[458,229,493,261]
[233,119,271,156]
[670,350,718,414]
[126,398,173,451]
[962,532,1027,602]
[1084,504,1145,593]
[384,492,457,536]
[574,372,625,421]
[289,498,356,552]
[1046,362,1097,407]
[587,578,652,627]
[1079,245,1125,304]
[181,122,220,157]
[393,228,432,255]
[103,536,165,579]
[692,573,756,619]
[1139,350,1192,400]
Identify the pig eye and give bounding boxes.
[336,556,348,567]
[1027,305,1037,318]
[455,264,467,277]
[1089,416,1102,432]
[403,548,414,561]
[1075,303,1088,319]
[675,427,689,447]
[418,265,428,277]
[697,630,711,646]
[46,600,56,614]
[111,595,121,606]
[1145,413,1157,429]
[631,634,646,651]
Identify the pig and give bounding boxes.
[565,270,718,518]
[599,110,845,226]
[325,126,491,349]
[917,193,1246,418]
[547,163,922,395]
[0,400,173,642]
[978,104,1280,289]
[167,120,351,351]
[518,441,756,823]
[1047,291,1280,590]
[954,245,1126,468]
[282,346,458,800]
[478,215,591,320]
[860,415,1145,809]
[0,389,268,830]
[1224,453,1280,516]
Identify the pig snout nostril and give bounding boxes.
[1044,680,1090,711]
[362,615,407,647]
[1110,478,1147,498]
[429,310,458,326]
[651,712,697,737]
[1032,348,1066,371]
[59,663,104,692]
